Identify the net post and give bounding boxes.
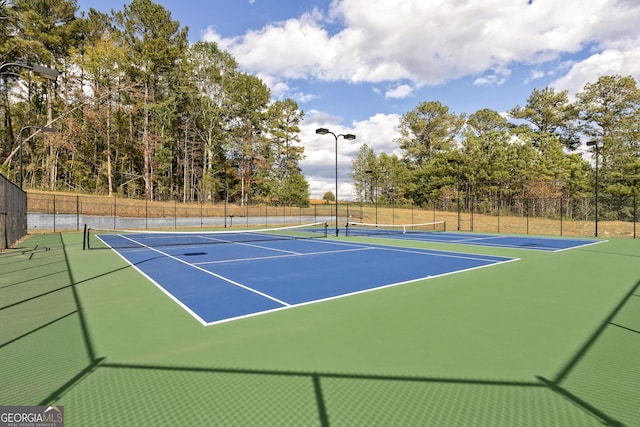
[324,222,328,237]
[83,224,87,250]
[443,220,447,232]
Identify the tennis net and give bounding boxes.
[345,220,446,237]
[84,222,328,250]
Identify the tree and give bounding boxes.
[115,0,188,199]
[2,0,80,189]
[73,9,128,195]
[396,101,465,166]
[350,145,410,206]
[460,109,514,206]
[349,144,377,202]
[322,191,335,203]
[509,87,579,150]
[277,172,310,207]
[265,98,306,203]
[188,41,239,201]
[224,72,270,205]
[575,75,640,219]
[376,153,411,206]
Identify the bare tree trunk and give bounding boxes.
[107,102,113,196]
[143,81,153,199]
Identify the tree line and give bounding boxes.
[350,77,640,221]
[1,0,309,205]
[2,0,639,217]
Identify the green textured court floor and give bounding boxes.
[1,232,639,426]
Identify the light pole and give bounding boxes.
[586,140,601,237]
[3,62,58,189]
[316,128,356,236]
[19,126,55,188]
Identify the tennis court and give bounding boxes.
[2,227,639,426]
[93,225,515,325]
[345,220,603,251]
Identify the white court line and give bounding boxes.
[112,234,292,307]
[553,239,608,252]
[195,246,374,265]
[97,235,210,326]
[99,233,518,327]
[438,236,607,252]
[288,237,513,263]
[362,232,606,252]
[372,245,514,263]
[447,235,508,243]
[201,255,520,326]
[389,234,510,245]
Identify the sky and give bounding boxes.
[76,0,640,199]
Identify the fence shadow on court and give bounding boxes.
[541,278,640,427]
[0,234,92,406]
[1,234,638,425]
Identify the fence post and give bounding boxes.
[633,189,637,239]
[471,195,474,232]
[560,197,563,236]
[526,198,529,234]
[497,196,501,233]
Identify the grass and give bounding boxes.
[1,230,639,426]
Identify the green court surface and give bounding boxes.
[1,232,639,426]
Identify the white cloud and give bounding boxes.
[268,80,290,98]
[473,73,509,87]
[525,69,547,84]
[349,113,401,156]
[300,110,400,199]
[204,10,329,80]
[385,84,413,99]
[292,92,318,103]
[198,0,640,199]
[551,38,640,98]
[204,0,640,89]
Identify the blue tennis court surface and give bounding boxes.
[348,230,604,251]
[98,234,516,325]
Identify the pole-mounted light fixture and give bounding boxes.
[0,62,59,81]
[586,140,601,237]
[316,128,356,236]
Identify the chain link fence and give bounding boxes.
[27,193,337,231]
[26,190,638,238]
[0,173,27,250]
